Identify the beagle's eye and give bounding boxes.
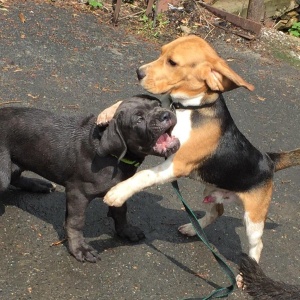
[168,59,177,67]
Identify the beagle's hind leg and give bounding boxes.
[236,182,273,289]
[11,163,56,193]
[237,180,273,263]
[178,185,225,236]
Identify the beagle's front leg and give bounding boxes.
[104,156,176,207]
[97,101,122,126]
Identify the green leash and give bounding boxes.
[171,181,236,300]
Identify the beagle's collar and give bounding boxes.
[111,154,141,167]
[170,100,215,110]
[162,94,215,110]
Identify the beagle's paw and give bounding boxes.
[96,111,110,126]
[178,223,196,236]
[236,273,245,289]
[96,101,122,126]
[104,182,133,207]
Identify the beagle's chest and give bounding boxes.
[171,109,193,145]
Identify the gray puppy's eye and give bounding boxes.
[136,116,144,123]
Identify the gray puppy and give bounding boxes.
[0,94,179,262]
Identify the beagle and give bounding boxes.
[101,35,300,267]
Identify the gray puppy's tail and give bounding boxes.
[239,253,300,300]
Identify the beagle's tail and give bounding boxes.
[267,148,300,172]
[239,253,300,300]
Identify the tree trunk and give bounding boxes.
[247,0,265,22]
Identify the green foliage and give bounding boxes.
[288,22,300,38]
[88,0,103,9]
[139,13,169,38]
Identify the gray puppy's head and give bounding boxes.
[97,94,180,161]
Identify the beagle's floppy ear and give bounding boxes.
[96,114,127,161]
[199,60,254,92]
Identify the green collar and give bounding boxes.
[111,155,141,167]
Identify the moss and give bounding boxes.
[272,49,300,68]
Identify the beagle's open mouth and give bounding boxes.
[153,126,180,157]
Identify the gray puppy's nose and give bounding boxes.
[160,111,171,122]
[136,68,146,81]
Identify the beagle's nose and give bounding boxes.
[136,68,146,81]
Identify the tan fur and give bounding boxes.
[139,35,254,98]
[172,119,221,177]
[237,180,273,223]
[273,148,300,171]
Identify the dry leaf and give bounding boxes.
[28,93,39,99]
[195,273,209,279]
[19,12,25,23]
[257,96,266,101]
[51,238,67,246]
[0,100,22,106]
[101,87,119,92]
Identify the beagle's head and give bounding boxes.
[137,35,254,100]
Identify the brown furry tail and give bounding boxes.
[239,253,300,300]
[267,148,300,172]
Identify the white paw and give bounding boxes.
[178,223,196,236]
[236,273,244,289]
[103,183,132,207]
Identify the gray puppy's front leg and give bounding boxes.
[65,188,98,263]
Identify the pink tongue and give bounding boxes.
[154,133,172,153]
[156,133,170,145]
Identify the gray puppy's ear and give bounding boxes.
[96,116,127,161]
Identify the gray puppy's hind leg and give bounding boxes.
[0,150,12,192]
[10,163,56,193]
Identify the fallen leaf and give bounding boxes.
[28,93,39,99]
[19,12,25,23]
[180,25,191,35]
[101,87,120,92]
[195,273,209,279]
[51,238,67,246]
[257,96,266,101]
[0,100,22,106]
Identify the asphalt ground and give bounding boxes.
[0,2,299,300]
